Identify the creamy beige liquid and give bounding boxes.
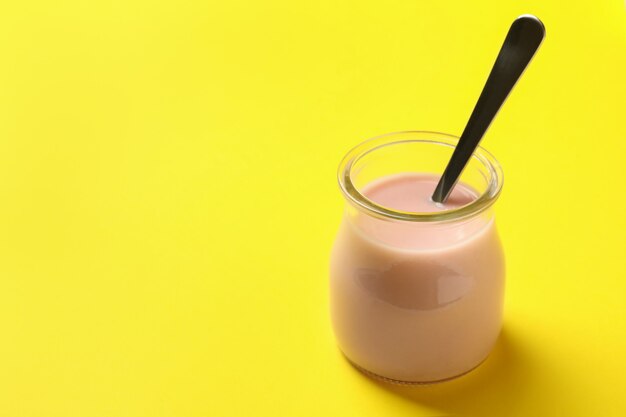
[330,173,505,382]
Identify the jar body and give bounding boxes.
[330,131,506,383]
[330,207,505,383]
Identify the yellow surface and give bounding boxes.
[0,0,625,415]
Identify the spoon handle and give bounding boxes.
[432,15,545,203]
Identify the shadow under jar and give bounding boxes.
[329,131,505,384]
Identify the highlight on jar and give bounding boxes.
[329,15,545,384]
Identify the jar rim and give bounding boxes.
[337,131,504,222]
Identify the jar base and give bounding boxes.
[343,353,489,385]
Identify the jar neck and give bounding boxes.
[344,202,496,251]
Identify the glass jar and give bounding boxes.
[329,131,505,384]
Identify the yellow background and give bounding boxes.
[0,0,625,415]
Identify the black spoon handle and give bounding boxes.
[432,15,545,203]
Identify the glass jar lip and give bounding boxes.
[337,131,504,222]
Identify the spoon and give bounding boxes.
[431,15,545,203]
